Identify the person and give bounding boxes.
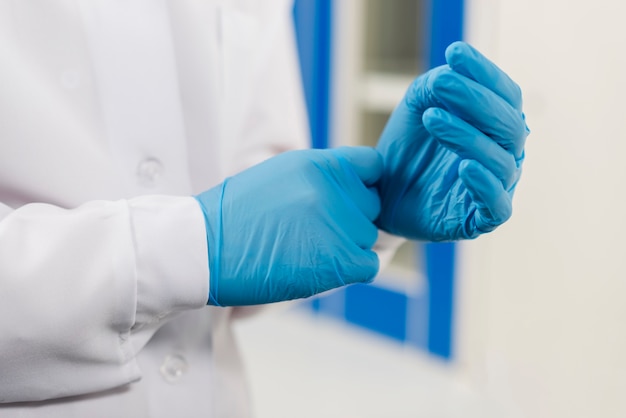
[0,1,529,417]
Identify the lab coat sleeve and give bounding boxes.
[374,231,406,271]
[0,195,209,402]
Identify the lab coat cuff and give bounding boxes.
[374,230,406,270]
[129,195,209,328]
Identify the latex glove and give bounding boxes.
[194,147,382,306]
[376,41,530,241]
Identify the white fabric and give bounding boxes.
[0,0,402,416]
[0,0,308,417]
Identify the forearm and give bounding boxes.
[0,196,208,402]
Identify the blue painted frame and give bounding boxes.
[424,0,464,359]
[293,0,464,360]
[293,0,332,149]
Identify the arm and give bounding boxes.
[1,147,384,401]
[0,196,208,402]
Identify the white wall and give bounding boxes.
[458,1,626,416]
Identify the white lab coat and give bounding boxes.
[0,0,310,417]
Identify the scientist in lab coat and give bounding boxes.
[0,1,529,417]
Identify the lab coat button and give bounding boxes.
[137,158,165,187]
[160,354,188,384]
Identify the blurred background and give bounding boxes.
[234,0,626,417]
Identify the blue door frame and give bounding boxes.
[293,0,464,360]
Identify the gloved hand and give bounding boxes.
[376,41,530,241]
[194,147,382,306]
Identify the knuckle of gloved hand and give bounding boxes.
[361,223,379,249]
[297,185,327,215]
[502,150,517,174]
[475,211,506,234]
[512,84,523,108]
[407,65,447,107]
[361,269,378,284]
[491,201,513,226]
[430,69,466,105]
[445,41,466,64]
[422,107,445,130]
[506,167,523,192]
[298,149,333,177]
[514,116,529,141]
[353,256,379,284]
[497,121,526,153]
[287,149,318,171]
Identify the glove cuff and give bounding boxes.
[194,179,230,307]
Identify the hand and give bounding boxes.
[194,147,382,306]
[376,41,530,241]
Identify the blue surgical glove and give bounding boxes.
[194,147,383,306]
[376,41,530,241]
